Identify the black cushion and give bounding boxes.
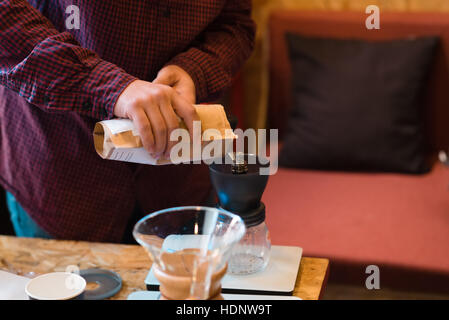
[279,33,439,173]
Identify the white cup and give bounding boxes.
[25,272,86,300]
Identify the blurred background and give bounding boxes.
[229,0,449,130]
[225,0,449,299]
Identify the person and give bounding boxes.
[0,0,255,242]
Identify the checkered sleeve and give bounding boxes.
[166,0,256,103]
[0,0,137,120]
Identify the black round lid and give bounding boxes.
[78,269,122,300]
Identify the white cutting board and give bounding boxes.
[0,270,30,300]
[145,245,302,295]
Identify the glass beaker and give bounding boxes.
[133,206,246,300]
[228,221,271,275]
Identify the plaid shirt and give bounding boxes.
[0,0,255,242]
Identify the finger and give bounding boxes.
[129,107,156,155]
[171,94,200,141]
[159,102,180,159]
[173,83,196,105]
[144,101,167,156]
[153,68,175,86]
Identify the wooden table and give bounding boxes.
[0,235,329,300]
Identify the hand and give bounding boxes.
[153,65,196,104]
[114,80,199,158]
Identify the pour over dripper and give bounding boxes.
[133,206,245,300]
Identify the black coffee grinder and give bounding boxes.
[209,152,271,275]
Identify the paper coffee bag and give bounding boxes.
[93,104,236,165]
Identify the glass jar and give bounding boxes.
[228,222,271,275]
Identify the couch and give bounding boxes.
[262,10,449,293]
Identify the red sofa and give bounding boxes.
[262,11,449,292]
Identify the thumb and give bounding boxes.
[153,68,176,86]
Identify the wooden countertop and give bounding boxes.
[0,235,329,300]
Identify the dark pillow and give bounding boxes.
[279,33,439,173]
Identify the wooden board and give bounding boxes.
[0,236,329,300]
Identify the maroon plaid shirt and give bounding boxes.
[0,0,255,242]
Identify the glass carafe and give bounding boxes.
[133,206,246,300]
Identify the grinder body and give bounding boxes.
[209,154,271,275]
